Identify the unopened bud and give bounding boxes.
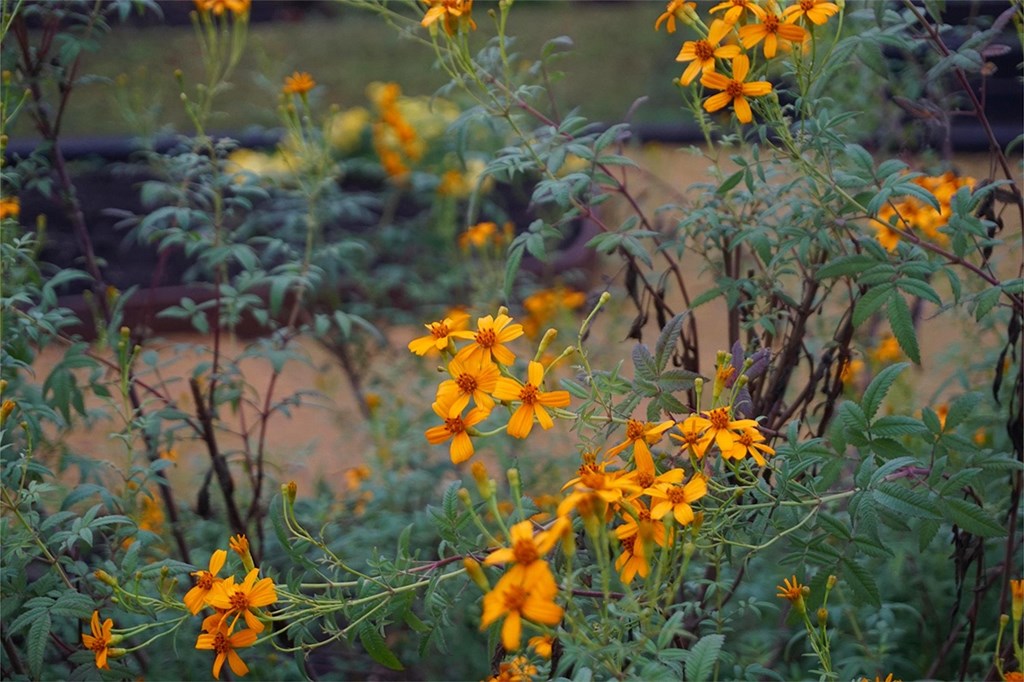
[1000,613,1010,625]
[457,487,473,507]
[470,461,491,498]
[536,328,558,357]
[598,291,611,306]
[817,607,828,627]
[826,574,838,590]
[282,481,297,505]
[94,569,118,587]
[463,557,490,591]
[0,399,15,426]
[108,647,127,659]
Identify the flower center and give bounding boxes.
[430,322,450,339]
[475,328,497,348]
[764,14,780,32]
[580,469,606,490]
[512,539,539,565]
[625,419,645,441]
[229,590,250,613]
[456,373,477,394]
[738,432,755,446]
[213,632,229,655]
[707,408,731,430]
[726,80,745,99]
[196,572,214,590]
[800,0,815,10]
[503,585,528,612]
[638,509,651,522]
[620,534,637,551]
[667,486,687,504]
[89,638,107,653]
[444,416,466,435]
[636,472,654,488]
[694,40,714,62]
[519,384,539,405]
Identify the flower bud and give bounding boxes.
[94,569,118,587]
[826,574,838,590]
[817,607,828,627]
[230,534,255,573]
[457,487,473,508]
[463,557,490,591]
[0,399,15,426]
[283,480,297,505]
[470,461,491,499]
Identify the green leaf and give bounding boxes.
[896,278,942,305]
[862,362,908,422]
[359,624,404,671]
[974,286,1001,321]
[870,415,928,438]
[839,556,881,607]
[838,401,869,434]
[816,255,877,280]
[684,633,725,682]
[654,312,688,373]
[942,497,1006,537]
[632,344,658,383]
[853,285,892,327]
[872,482,941,520]
[886,293,920,364]
[943,392,980,431]
[503,240,526,301]
[868,455,918,487]
[27,610,50,679]
[716,170,744,195]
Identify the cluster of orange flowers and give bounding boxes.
[182,536,277,679]
[369,82,422,179]
[193,0,250,17]
[871,171,976,251]
[409,309,571,463]
[656,0,840,123]
[458,221,515,253]
[521,286,587,339]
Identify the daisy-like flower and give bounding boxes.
[480,560,563,651]
[407,311,470,356]
[195,622,257,680]
[720,426,775,466]
[738,9,807,58]
[436,357,500,416]
[483,518,571,569]
[623,466,685,499]
[492,361,570,439]
[669,415,714,458]
[207,568,278,634]
[455,313,524,366]
[648,473,708,526]
[424,392,490,463]
[184,549,228,615]
[776,575,809,613]
[860,675,902,682]
[420,0,476,36]
[701,55,773,125]
[605,418,675,475]
[709,0,766,25]
[871,207,904,252]
[687,405,760,455]
[613,504,667,583]
[282,71,315,96]
[81,611,114,670]
[558,459,639,517]
[654,0,695,33]
[675,19,741,85]
[783,0,840,26]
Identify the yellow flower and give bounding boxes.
[194,0,250,16]
[669,415,714,459]
[688,406,759,455]
[488,655,539,682]
[605,418,675,476]
[701,55,773,124]
[860,675,902,682]
[81,611,114,670]
[0,196,19,220]
[738,9,808,58]
[528,635,555,659]
[871,206,904,251]
[613,503,667,583]
[480,560,563,651]
[558,460,640,517]
[709,0,766,25]
[654,0,696,33]
[871,334,903,364]
[776,575,809,613]
[454,313,525,366]
[783,0,840,26]
[492,361,571,439]
[207,568,278,634]
[282,71,315,96]
[720,426,775,466]
[420,0,476,36]
[407,311,471,355]
[424,392,490,463]
[458,221,497,250]
[159,448,178,462]
[436,357,500,416]
[675,19,741,86]
[522,286,587,339]
[184,549,228,615]
[195,622,257,680]
[1011,578,1023,622]
[648,473,708,525]
[483,518,570,568]
[623,466,685,498]
[325,107,371,153]
[839,357,864,384]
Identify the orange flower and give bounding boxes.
[776,575,809,613]
[194,0,250,17]
[701,55,773,124]
[206,568,278,634]
[719,426,775,466]
[454,313,524,366]
[282,71,315,96]
[0,196,19,220]
[436,357,500,416]
[687,406,759,455]
[1011,578,1023,622]
[613,502,667,583]
[483,518,570,568]
[421,0,476,36]
[184,549,228,615]
[708,0,766,25]
[424,392,490,463]
[81,611,114,670]
[648,473,708,525]
[605,419,675,475]
[669,415,714,459]
[738,9,807,59]
[492,361,571,439]
[407,311,470,355]
[558,460,639,517]
[480,560,563,651]
[675,19,741,86]
[654,0,695,33]
[783,0,840,26]
[528,634,555,659]
[195,621,257,679]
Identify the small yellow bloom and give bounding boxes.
[420,0,476,35]
[487,655,538,682]
[424,392,490,464]
[484,518,570,568]
[701,55,773,124]
[194,0,250,17]
[675,19,741,86]
[871,334,903,364]
[738,9,808,58]
[783,0,841,26]
[492,361,571,439]
[0,196,19,220]
[605,419,675,476]
[480,561,563,651]
[709,0,766,25]
[458,221,498,251]
[282,71,315,96]
[670,415,714,458]
[81,611,114,670]
[648,473,708,525]
[184,549,228,615]
[688,406,759,456]
[654,0,696,33]
[407,311,471,356]
[207,568,278,634]
[436,357,501,416]
[454,313,525,367]
[195,622,257,680]
[776,575,809,613]
[528,635,555,659]
[719,426,775,466]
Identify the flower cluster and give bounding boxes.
[522,286,587,340]
[420,0,476,36]
[458,220,514,252]
[193,0,250,17]
[659,0,841,124]
[409,308,571,463]
[183,536,277,679]
[81,611,123,670]
[871,171,976,251]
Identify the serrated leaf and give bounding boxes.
[504,241,526,301]
[632,344,658,383]
[358,624,404,671]
[872,482,941,519]
[853,285,892,327]
[886,293,920,364]
[684,633,725,682]
[816,255,877,280]
[942,497,1006,537]
[839,556,881,607]
[868,455,918,487]
[862,362,908,422]
[870,415,927,438]
[838,401,869,433]
[27,610,50,679]
[654,312,688,373]
[943,392,980,431]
